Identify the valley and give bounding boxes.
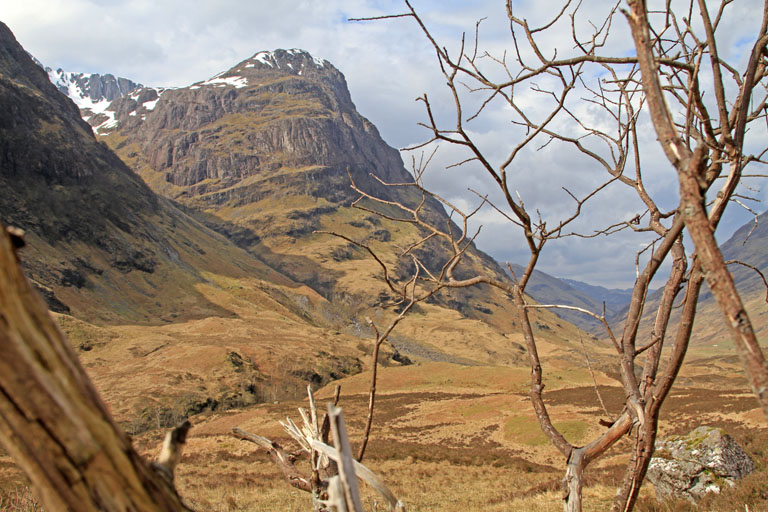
[0,11,767,512]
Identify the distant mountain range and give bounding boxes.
[3,21,600,427]
[27,48,768,341]
[6,15,765,431]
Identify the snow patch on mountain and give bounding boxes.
[251,52,275,68]
[45,66,141,103]
[192,75,249,89]
[93,111,118,132]
[143,98,160,111]
[247,49,327,70]
[35,58,149,134]
[86,86,169,134]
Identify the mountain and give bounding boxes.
[503,264,634,332]
[89,47,586,362]
[45,66,141,103]
[7,29,599,433]
[505,264,603,331]
[1,23,406,431]
[3,22,253,322]
[559,279,634,312]
[690,209,768,344]
[41,48,627,343]
[31,57,143,133]
[719,210,768,297]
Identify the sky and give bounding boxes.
[2,0,766,289]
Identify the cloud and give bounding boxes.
[2,0,765,288]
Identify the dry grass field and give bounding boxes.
[3,352,765,511]
[158,360,768,511]
[0,263,766,511]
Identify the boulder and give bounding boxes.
[647,426,754,503]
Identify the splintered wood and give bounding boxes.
[234,385,405,511]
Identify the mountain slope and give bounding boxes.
[13,36,603,430]
[2,22,266,323]
[0,23,405,429]
[607,210,768,348]
[560,279,634,313]
[691,210,768,344]
[719,210,768,297]
[90,48,586,364]
[506,264,623,331]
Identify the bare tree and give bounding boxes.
[625,0,768,416]
[344,1,768,511]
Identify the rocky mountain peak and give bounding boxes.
[245,49,329,72]
[46,68,142,104]
[32,62,142,133]
[184,48,355,112]
[90,45,394,195]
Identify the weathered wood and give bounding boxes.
[328,405,365,512]
[232,428,312,492]
[312,440,405,511]
[0,223,191,511]
[153,420,192,483]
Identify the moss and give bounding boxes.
[682,426,725,449]
[555,420,590,445]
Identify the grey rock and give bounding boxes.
[52,70,141,103]
[647,426,754,503]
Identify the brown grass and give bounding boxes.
[125,357,768,511]
[0,487,44,511]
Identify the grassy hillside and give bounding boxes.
[4,354,763,511]
[97,49,588,367]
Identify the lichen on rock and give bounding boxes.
[647,426,754,503]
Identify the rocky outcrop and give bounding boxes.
[103,48,411,206]
[46,67,141,103]
[0,22,295,323]
[647,426,754,503]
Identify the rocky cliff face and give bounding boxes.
[31,57,143,133]
[0,24,312,325]
[97,48,525,335]
[46,66,141,103]
[102,49,411,203]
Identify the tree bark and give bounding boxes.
[626,0,768,421]
[678,169,768,420]
[0,224,190,511]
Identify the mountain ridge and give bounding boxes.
[66,44,590,372]
[0,23,417,428]
[5,29,579,385]
[32,49,666,342]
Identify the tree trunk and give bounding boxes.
[563,449,585,512]
[0,224,190,511]
[678,170,768,420]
